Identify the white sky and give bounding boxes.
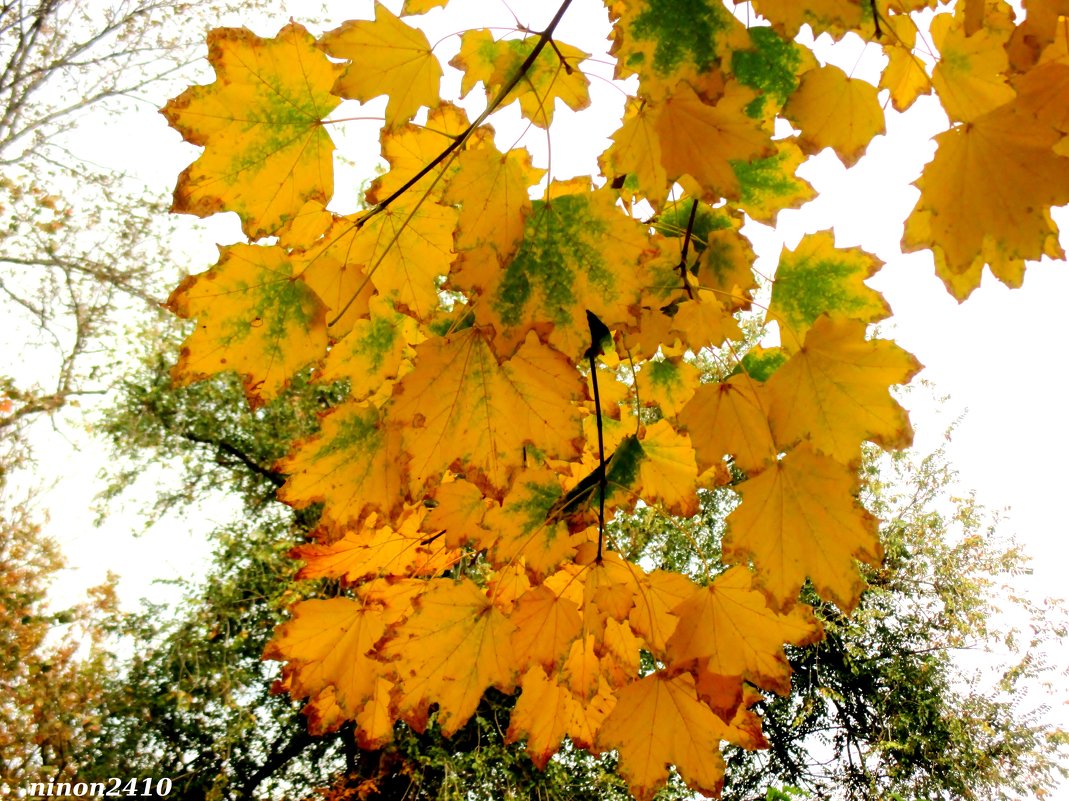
[17,0,1068,793]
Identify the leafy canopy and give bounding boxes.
[159,0,1065,798]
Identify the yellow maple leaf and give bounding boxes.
[769,231,890,352]
[509,584,583,672]
[366,103,472,205]
[454,184,650,359]
[627,568,697,658]
[292,506,458,583]
[725,442,882,611]
[596,672,728,801]
[903,98,1069,279]
[600,98,668,205]
[166,243,328,406]
[678,374,777,475]
[931,14,1016,123]
[666,566,823,694]
[481,468,591,576]
[389,329,585,497]
[318,296,423,401]
[880,20,933,113]
[634,420,700,515]
[635,357,699,417]
[451,29,590,128]
[401,0,447,13]
[783,64,885,167]
[276,400,407,532]
[319,3,442,128]
[161,23,342,239]
[749,0,866,38]
[263,597,391,745]
[507,665,615,768]
[655,80,775,201]
[291,215,376,338]
[382,578,517,735]
[354,198,458,321]
[443,142,544,266]
[764,316,921,465]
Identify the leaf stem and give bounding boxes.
[678,198,699,300]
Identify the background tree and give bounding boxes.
[0,455,119,793]
[89,341,1067,801]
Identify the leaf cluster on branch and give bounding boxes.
[157,0,1069,798]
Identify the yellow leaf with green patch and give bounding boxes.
[608,0,747,97]
[729,140,815,223]
[769,231,890,352]
[319,296,423,401]
[166,243,327,406]
[635,357,699,416]
[277,400,407,531]
[456,185,650,359]
[161,23,342,238]
[481,468,591,576]
[931,13,1015,123]
[451,29,590,128]
[656,81,775,201]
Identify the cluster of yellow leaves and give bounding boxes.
[159,1,1061,798]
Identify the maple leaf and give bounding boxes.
[381,578,518,735]
[764,316,922,465]
[452,30,590,128]
[388,328,585,496]
[263,597,392,745]
[769,231,890,351]
[678,374,777,475]
[162,23,342,239]
[665,566,823,694]
[930,13,1015,123]
[453,184,650,359]
[166,244,328,406]
[276,400,407,531]
[724,442,882,611]
[783,64,885,167]
[903,96,1069,290]
[319,3,443,128]
[596,672,728,801]
[654,80,775,201]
